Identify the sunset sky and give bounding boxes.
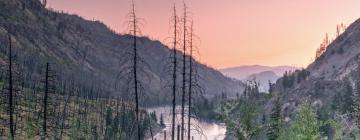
[47,0,360,69]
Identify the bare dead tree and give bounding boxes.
[185,19,205,140]
[177,125,181,140]
[42,63,49,139]
[41,62,56,139]
[7,34,15,139]
[2,33,27,140]
[187,21,194,140]
[115,1,150,139]
[41,63,50,140]
[59,83,70,139]
[132,3,140,139]
[170,4,180,140]
[181,2,189,140]
[128,1,141,139]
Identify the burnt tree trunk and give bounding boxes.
[7,34,15,139]
[130,2,141,139]
[171,5,178,140]
[42,63,50,139]
[181,3,187,140]
[187,22,193,140]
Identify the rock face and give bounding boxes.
[0,0,243,105]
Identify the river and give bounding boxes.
[147,106,226,140]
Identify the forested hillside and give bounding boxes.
[221,18,360,139]
[0,0,244,139]
[0,0,242,106]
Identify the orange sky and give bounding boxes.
[47,0,360,69]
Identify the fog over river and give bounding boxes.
[147,106,226,140]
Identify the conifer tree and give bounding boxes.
[160,113,165,127]
[282,72,288,88]
[289,103,322,140]
[268,80,273,94]
[343,81,355,114]
[267,98,282,140]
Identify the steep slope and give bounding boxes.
[268,18,360,124]
[223,19,360,140]
[307,18,360,80]
[0,0,242,105]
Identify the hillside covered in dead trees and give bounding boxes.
[0,0,244,139]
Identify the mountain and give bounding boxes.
[222,19,360,139]
[245,71,279,92]
[220,65,297,92]
[266,18,360,129]
[0,0,242,105]
[220,65,298,80]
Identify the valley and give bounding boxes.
[1,0,360,140]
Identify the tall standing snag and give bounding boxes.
[131,2,141,139]
[187,21,194,140]
[170,4,179,140]
[7,34,15,139]
[117,0,148,139]
[181,2,188,140]
[42,63,49,139]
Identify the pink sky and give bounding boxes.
[47,0,360,69]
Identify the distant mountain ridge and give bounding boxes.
[219,65,298,92]
[245,71,279,92]
[220,65,298,80]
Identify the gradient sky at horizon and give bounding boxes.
[47,0,360,69]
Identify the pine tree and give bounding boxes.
[234,100,260,139]
[150,111,157,123]
[267,98,282,140]
[282,72,288,88]
[268,80,273,94]
[343,80,355,114]
[290,103,322,140]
